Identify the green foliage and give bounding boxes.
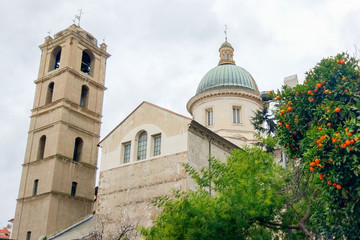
[271,52,360,238]
[140,148,286,240]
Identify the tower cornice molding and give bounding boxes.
[34,66,107,90]
[16,191,94,203]
[31,98,103,120]
[28,119,100,138]
[22,154,97,169]
[39,26,111,59]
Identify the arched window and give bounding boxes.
[49,46,61,71]
[71,182,77,197]
[80,85,89,108]
[33,179,39,196]
[37,135,46,160]
[26,231,31,240]
[81,50,94,75]
[137,131,147,160]
[73,137,83,162]
[45,82,54,105]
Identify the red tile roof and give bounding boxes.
[0,227,10,239]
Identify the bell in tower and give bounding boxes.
[11,24,110,240]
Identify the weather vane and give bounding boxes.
[73,9,83,26]
[224,25,228,42]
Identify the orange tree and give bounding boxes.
[270,53,360,238]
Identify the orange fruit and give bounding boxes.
[310,167,314,171]
[275,96,280,100]
[319,173,324,180]
[328,180,332,185]
[327,123,331,127]
[318,127,322,131]
[287,107,292,112]
[269,90,273,94]
[336,184,342,189]
[335,107,341,112]
[315,158,320,164]
[316,83,321,88]
[345,140,351,146]
[310,162,315,167]
[279,122,283,126]
[308,90,313,95]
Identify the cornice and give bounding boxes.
[188,120,239,153]
[17,190,93,203]
[31,98,102,121]
[187,88,263,115]
[39,27,110,59]
[22,154,97,170]
[34,67,107,90]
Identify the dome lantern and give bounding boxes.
[218,41,235,65]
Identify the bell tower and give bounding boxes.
[12,25,110,240]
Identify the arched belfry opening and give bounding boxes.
[80,85,89,108]
[45,82,54,105]
[37,135,46,160]
[49,46,62,71]
[81,49,94,76]
[73,137,83,162]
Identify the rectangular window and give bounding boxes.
[123,143,131,163]
[206,109,213,126]
[233,107,241,124]
[33,179,39,196]
[153,135,161,156]
[71,182,77,197]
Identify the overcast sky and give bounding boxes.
[1,0,360,229]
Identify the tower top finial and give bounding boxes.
[73,9,83,26]
[224,25,228,42]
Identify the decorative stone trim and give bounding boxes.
[188,120,239,153]
[187,88,263,115]
[17,191,93,203]
[31,98,102,121]
[22,154,97,170]
[34,66,107,90]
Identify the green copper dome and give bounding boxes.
[196,64,258,94]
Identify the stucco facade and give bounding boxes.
[96,102,238,238]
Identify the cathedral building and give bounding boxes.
[12,25,265,239]
[96,37,263,237]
